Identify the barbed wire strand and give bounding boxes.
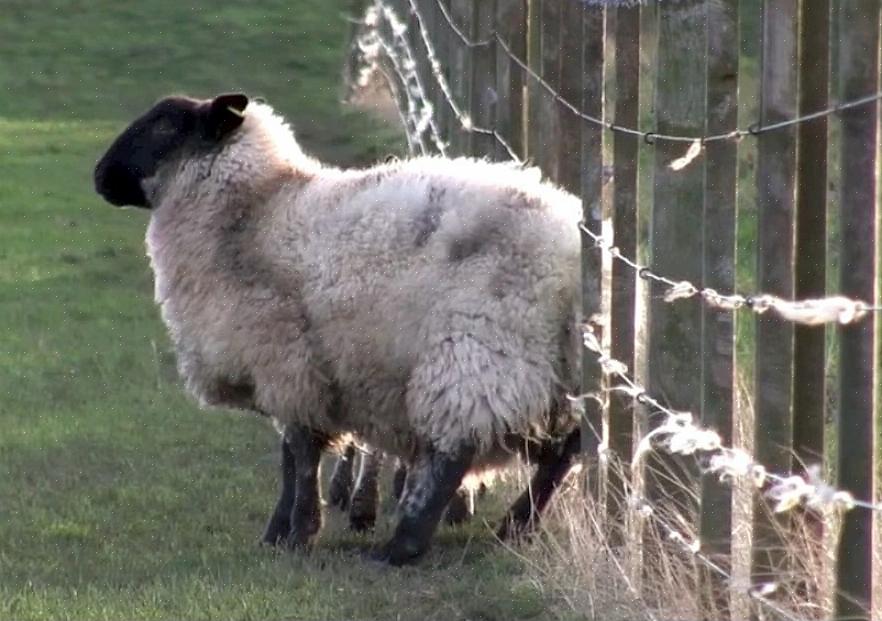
[579,325,881,514]
[637,498,813,621]
[400,0,521,160]
[387,0,882,326]
[360,5,448,155]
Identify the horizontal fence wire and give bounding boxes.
[379,0,882,326]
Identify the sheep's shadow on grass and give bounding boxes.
[308,479,509,568]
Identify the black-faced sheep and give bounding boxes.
[93,93,587,565]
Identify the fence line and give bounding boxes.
[375,0,882,328]
[360,0,882,519]
[353,2,880,617]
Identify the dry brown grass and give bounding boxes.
[508,455,869,621]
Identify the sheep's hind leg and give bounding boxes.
[261,433,297,546]
[496,428,581,541]
[391,458,408,500]
[444,488,472,526]
[286,424,328,549]
[369,444,474,565]
[328,443,357,511]
[349,449,383,532]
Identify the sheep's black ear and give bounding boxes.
[203,93,249,140]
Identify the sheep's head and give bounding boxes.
[94,93,249,208]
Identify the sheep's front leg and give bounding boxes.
[349,449,383,532]
[261,433,297,546]
[328,443,357,511]
[444,488,472,526]
[496,428,581,540]
[370,444,474,565]
[286,424,328,549]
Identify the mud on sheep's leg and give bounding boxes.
[261,432,297,546]
[349,449,383,532]
[328,443,357,511]
[370,444,474,566]
[285,424,329,550]
[496,428,581,541]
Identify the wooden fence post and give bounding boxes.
[793,0,829,471]
[537,0,561,179]
[580,1,605,494]
[792,1,830,606]
[557,0,584,195]
[750,0,798,597]
[834,2,879,619]
[469,0,496,158]
[645,0,706,548]
[607,2,640,546]
[449,0,472,154]
[432,0,452,147]
[700,1,738,617]
[525,0,541,162]
[494,0,526,160]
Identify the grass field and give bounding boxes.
[0,2,552,619]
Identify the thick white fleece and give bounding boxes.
[145,102,585,461]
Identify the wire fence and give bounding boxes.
[349,1,880,619]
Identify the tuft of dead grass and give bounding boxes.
[509,455,866,621]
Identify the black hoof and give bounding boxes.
[328,484,351,512]
[496,516,532,542]
[261,517,292,547]
[284,532,317,551]
[444,492,471,526]
[366,539,425,566]
[349,509,377,533]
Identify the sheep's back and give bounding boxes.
[289,158,583,456]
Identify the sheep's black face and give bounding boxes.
[94,93,249,209]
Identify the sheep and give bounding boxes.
[93,93,588,565]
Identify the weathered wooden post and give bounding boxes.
[525,0,542,162]
[700,0,738,616]
[494,0,526,160]
[534,0,561,178]
[792,0,829,475]
[580,1,606,494]
[607,1,639,545]
[834,2,879,619]
[557,0,584,195]
[645,0,706,548]
[469,0,496,158]
[448,0,473,154]
[750,0,798,600]
[432,0,453,145]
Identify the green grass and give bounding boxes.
[0,2,548,619]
